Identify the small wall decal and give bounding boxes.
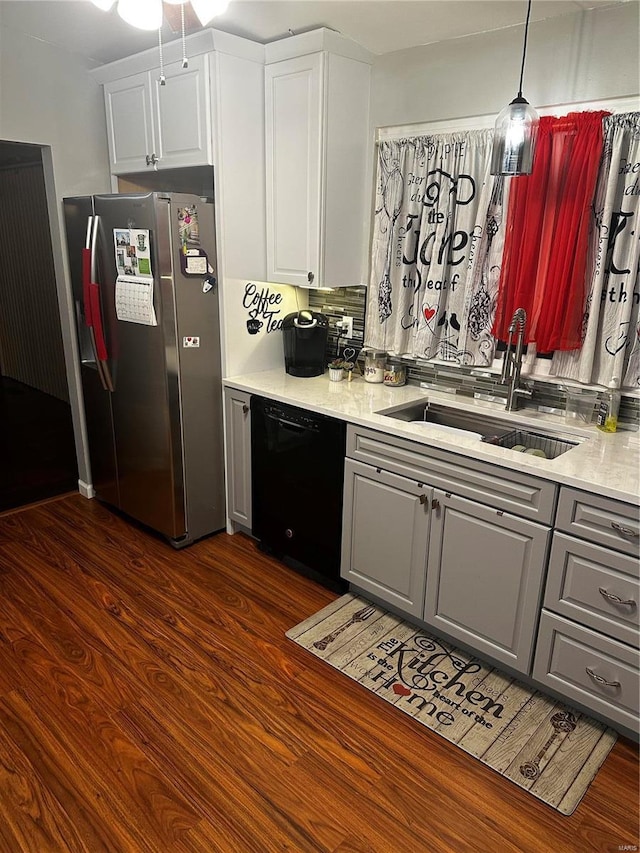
[242,282,284,334]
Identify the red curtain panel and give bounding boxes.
[493,111,610,351]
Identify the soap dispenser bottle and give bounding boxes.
[596,378,621,433]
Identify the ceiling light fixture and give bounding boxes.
[90,0,230,30]
[117,0,163,31]
[490,0,539,177]
[191,0,230,26]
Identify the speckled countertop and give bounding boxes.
[224,369,640,506]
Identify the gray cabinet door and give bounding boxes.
[424,491,550,674]
[341,460,432,618]
[224,388,252,528]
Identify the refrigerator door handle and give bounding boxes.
[82,217,93,327]
[82,215,107,387]
[89,215,114,392]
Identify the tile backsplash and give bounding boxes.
[307,287,639,428]
[308,286,367,362]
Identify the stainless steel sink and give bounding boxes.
[377,400,582,460]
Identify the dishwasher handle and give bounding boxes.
[278,418,308,431]
[263,405,321,433]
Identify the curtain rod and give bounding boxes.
[375,95,639,143]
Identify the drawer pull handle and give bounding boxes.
[585,667,620,689]
[598,587,636,608]
[611,521,639,538]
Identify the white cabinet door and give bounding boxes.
[265,54,323,287]
[224,388,252,529]
[152,55,212,170]
[341,459,431,618]
[104,56,212,175]
[104,71,155,174]
[424,490,550,674]
[265,51,371,289]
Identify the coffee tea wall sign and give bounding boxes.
[243,282,284,335]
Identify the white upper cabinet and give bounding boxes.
[103,54,211,174]
[153,55,212,170]
[103,71,155,174]
[265,30,372,288]
[92,31,267,283]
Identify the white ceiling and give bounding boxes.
[0,0,629,65]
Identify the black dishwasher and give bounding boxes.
[251,396,347,591]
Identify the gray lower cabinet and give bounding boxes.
[534,486,640,734]
[223,388,252,528]
[341,459,432,618]
[533,611,639,733]
[544,532,639,647]
[424,490,550,673]
[338,426,638,732]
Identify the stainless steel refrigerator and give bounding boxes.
[63,192,225,547]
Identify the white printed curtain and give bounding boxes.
[367,113,640,388]
[365,131,503,363]
[551,112,640,389]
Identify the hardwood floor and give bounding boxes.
[0,494,637,853]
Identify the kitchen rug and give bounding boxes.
[286,593,618,815]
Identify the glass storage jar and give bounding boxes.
[363,349,387,383]
[384,363,406,387]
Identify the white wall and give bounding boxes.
[371,3,639,129]
[0,23,111,195]
[0,17,112,491]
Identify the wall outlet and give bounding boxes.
[340,316,354,338]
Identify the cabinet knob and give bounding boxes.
[419,494,428,505]
[146,153,159,167]
[242,404,249,415]
[430,498,440,510]
[307,271,315,284]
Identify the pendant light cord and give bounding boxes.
[517,0,533,98]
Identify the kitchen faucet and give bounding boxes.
[500,308,533,412]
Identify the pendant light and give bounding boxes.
[490,0,539,176]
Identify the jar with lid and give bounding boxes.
[363,349,387,383]
[384,363,406,387]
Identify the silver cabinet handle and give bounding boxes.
[611,521,639,538]
[585,667,621,688]
[598,587,636,607]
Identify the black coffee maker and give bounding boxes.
[282,311,329,377]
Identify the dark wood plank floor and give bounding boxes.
[0,494,637,853]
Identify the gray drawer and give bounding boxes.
[545,533,639,646]
[346,425,557,523]
[556,487,640,558]
[533,611,639,733]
